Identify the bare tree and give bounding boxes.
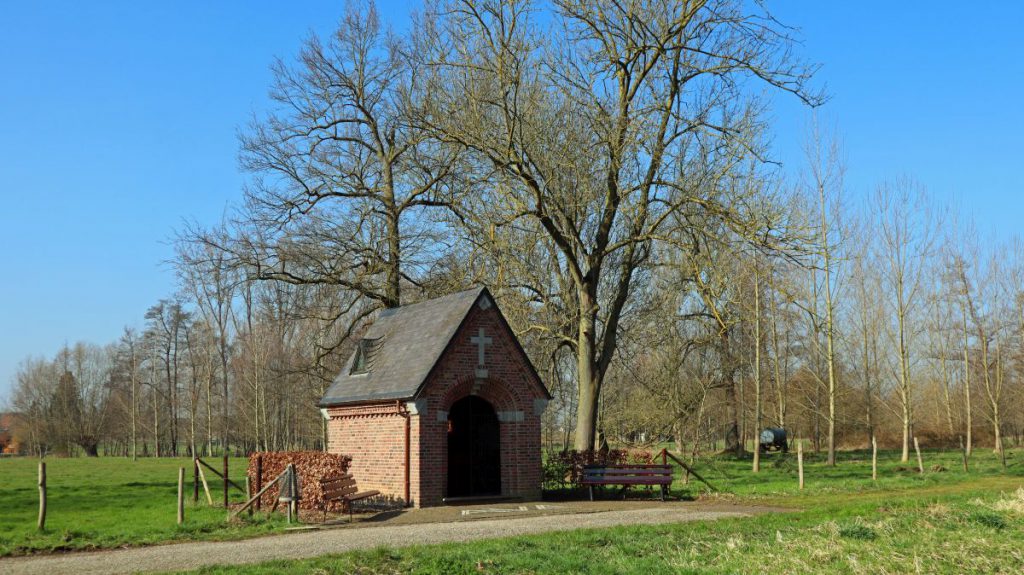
[874,179,939,461]
[176,237,237,454]
[926,288,957,438]
[947,223,982,457]
[144,299,190,456]
[969,249,1007,458]
[10,357,61,457]
[118,328,141,460]
[803,120,845,465]
[57,343,115,456]
[414,0,821,449]
[850,236,881,446]
[189,2,460,331]
[766,263,798,431]
[751,265,764,472]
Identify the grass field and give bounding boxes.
[2,448,1022,574]
[185,448,1024,575]
[0,456,288,556]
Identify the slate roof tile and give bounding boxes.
[319,287,487,406]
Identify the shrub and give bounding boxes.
[542,449,656,490]
[542,457,572,490]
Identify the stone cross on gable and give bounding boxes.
[470,328,492,367]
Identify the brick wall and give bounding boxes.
[326,403,411,500]
[325,294,547,507]
[417,299,546,506]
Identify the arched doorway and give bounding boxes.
[447,395,501,497]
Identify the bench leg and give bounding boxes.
[661,485,666,502]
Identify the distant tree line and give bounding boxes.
[7,1,1022,467]
[10,283,345,457]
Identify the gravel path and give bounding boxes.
[0,507,753,575]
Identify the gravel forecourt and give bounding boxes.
[0,507,756,574]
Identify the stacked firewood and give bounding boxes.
[246,451,352,511]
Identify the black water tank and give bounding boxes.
[759,428,788,453]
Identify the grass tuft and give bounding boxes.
[990,487,1024,514]
[837,522,877,540]
[967,510,1007,530]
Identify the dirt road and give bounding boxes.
[0,505,759,574]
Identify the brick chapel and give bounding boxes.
[319,287,550,507]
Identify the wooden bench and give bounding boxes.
[581,464,673,501]
[319,474,380,522]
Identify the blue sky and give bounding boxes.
[1,1,1022,401]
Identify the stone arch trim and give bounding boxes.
[438,376,528,499]
[440,376,521,414]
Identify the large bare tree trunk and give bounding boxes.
[574,290,600,451]
[723,330,744,457]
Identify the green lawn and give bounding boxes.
[2,448,1023,574]
[183,448,1024,575]
[672,446,1018,500]
[0,456,289,556]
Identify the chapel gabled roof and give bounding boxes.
[318,287,548,407]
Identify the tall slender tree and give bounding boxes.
[875,179,939,461]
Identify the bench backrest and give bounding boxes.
[582,465,673,480]
[320,474,359,500]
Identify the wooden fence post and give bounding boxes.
[231,467,290,518]
[871,436,878,482]
[255,455,263,512]
[223,454,229,508]
[245,476,253,517]
[285,464,294,524]
[913,437,924,474]
[177,467,185,525]
[292,465,301,524]
[797,439,804,490]
[37,461,46,531]
[195,460,214,505]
